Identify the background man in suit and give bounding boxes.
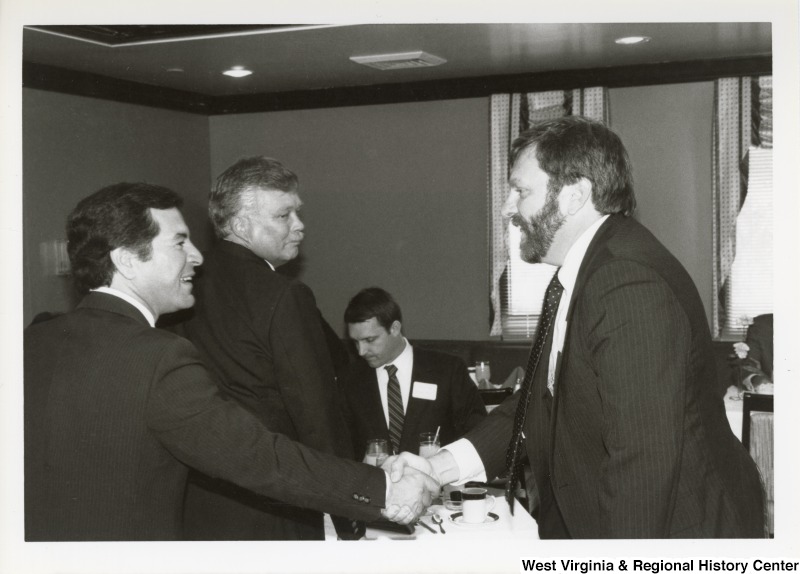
[341,287,486,460]
[24,183,435,541]
[179,156,360,540]
[385,116,765,538]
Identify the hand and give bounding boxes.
[382,451,439,484]
[380,466,439,524]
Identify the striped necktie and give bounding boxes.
[504,271,564,514]
[385,364,404,455]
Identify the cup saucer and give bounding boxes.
[448,512,499,526]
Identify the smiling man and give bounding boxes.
[178,156,362,541]
[24,183,436,541]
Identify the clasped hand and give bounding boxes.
[379,452,441,524]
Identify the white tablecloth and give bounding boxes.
[325,486,539,540]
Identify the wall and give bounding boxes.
[609,82,715,328]
[208,98,490,339]
[22,89,212,325]
[210,85,715,338]
[23,82,716,337]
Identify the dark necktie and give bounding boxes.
[504,271,564,514]
[386,364,404,455]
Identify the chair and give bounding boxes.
[742,391,774,536]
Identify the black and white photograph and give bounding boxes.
[2,1,798,573]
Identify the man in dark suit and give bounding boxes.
[385,116,765,538]
[24,183,435,541]
[178,157,360,540]
[341,287,486,460]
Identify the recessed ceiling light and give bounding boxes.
[223,66,253,78]
[615,36,651,45]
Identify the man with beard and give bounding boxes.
[382,116,765,538]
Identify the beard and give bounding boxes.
[512,190,566,264]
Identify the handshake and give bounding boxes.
[378,451,457,524]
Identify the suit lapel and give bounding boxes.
[548,216,619,461]
[358,366,390,441]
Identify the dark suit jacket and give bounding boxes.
[24,293,385,541]
[178,240,358,540]
[466,215,765,539]
[341,347,486,459]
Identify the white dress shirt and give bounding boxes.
[376,338,414,424]
[92,286,156,327]
[444,215,610,483]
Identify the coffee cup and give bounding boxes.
[461,487,495,523]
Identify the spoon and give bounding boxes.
[431,514,446,534]
[415,519,437,534]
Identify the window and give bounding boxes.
[721,147,773,339]
[500,226,558,339]
[713,75,773,340]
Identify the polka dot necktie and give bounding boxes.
[385,364,404,455]
[504,271,564,515]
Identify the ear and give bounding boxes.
[229,214,250,242]
[560,177,592,216]
[109,247,137,280]
[389,320,403,337]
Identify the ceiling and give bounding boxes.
[23,23,772,99]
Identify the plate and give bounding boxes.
[448,512,499,526]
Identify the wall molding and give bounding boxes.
[24,56,772,116]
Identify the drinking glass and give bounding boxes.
[364,438,390,467]
[475,361,492,387]
[418,432,440,459]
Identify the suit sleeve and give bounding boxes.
[461,390,521,480]
[145,336,385,521]
[448,357,488,436]
[583,260,690,538]
[269,281,354,457]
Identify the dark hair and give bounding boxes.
[510,116,636,216]
[344,287,402,331]
[66,182,183,294]
[209,156,299,238]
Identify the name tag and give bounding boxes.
[412,382,437,401]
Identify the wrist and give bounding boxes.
[429,450,460,485]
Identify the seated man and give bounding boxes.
[23,183,435,541]
[341,287,486,460]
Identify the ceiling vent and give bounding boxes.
[349,51,447,70]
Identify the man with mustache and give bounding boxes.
[385,116,765,538]
[179,157,362,540]
[24,183,435,541]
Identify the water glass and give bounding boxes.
[364,438,389,467]
[418,432,440,458]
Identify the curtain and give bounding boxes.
[712,76,773,338]
[488,88,607,337]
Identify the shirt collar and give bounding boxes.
[91,286,156,327]
[378,337,413,373]
[557,214,609,295]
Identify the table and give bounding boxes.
[325,486,539,540]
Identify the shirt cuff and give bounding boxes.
[441,439,487,485]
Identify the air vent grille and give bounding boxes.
[350,51,447,70]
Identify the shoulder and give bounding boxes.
[340,360,373,386]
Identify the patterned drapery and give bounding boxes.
[712,76,772,338]
[488,88,607,336]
